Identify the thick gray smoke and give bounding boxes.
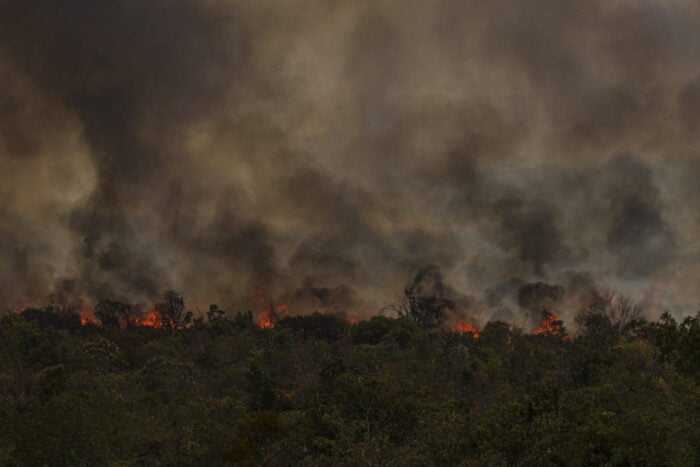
[1,0,699,321]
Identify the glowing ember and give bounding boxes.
[348,316,359,325]
[457,322,481,337]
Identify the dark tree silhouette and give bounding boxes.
[385,266,453,331]
[154,290,186,331]
[94,299,126,329]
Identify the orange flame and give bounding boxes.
[258,300,289,329]
[78,309,100,326]
[535,314,560,334]
[74,306,175,330]
[136,308,163,328]
[457,322,481,337]
[259,305,274,329]
[535,314,572,341]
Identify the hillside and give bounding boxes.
[1,304,698,465]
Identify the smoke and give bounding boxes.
[1,0,699,319]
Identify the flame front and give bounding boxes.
[72,306,172,330]
[39,300,575,340]
[457,322,481,337]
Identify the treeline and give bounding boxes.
[1,301,699,465]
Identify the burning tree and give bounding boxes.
[535,311,571,341]
[153,290,191,332]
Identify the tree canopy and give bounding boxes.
[1,299,699,465]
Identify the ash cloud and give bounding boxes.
[1,0,699,319]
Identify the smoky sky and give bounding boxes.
[1,0,700,320]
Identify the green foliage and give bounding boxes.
[1,308,699,465]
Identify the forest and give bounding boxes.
[1,289,699,466]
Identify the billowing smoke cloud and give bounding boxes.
[1,0,699,320]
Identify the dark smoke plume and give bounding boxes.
[1,0,699,320]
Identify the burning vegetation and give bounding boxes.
[4,285,700,466]
[12,268,657,348]
[534,312,572,341]
[257,302,289,329]
[13,293,583,350]
[2,269,698,466]
[252,291,290,329]
[77,309,99,326]
[457,322,481,337]
[17,290,196,332]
